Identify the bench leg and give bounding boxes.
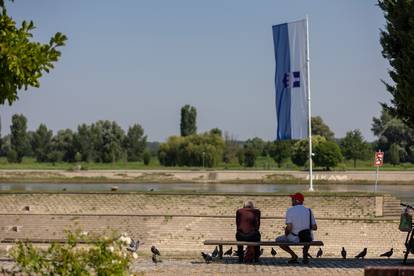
[219,245,223,259]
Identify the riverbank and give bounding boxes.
[1,169,414,184]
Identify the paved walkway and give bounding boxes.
[133,257,407,275]
[0,257,408,275]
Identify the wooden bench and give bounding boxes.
[204,240,324,259]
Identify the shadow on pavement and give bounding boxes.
[192,257,414,268]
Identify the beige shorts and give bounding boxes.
[275,234,300,243]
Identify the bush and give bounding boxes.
[143,150,151,165]
[313,140,343,170]
[158,132,224,167]
[10,231,136,275]
[291,135,326,167]
[7,149,18,163]
[243,147,257,167]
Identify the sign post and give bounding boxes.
[374,150,384,192]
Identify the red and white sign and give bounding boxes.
[374,151,384,167]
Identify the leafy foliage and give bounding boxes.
[0,2,67,105]
[311,116,335,140]
[124,123,147,162]
[378,0,414,128]
[313,140,343,170]
[31,124,53,162]
[10,114,28,162]
[371,107,414,162]
[340,129,372,168]
[268,140,294,167]
[10,231,135,275]
[291,135,326,167]
[158,132,224,167]
[180,105,197,136]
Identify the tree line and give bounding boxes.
[2,103,413,170]
[2,114,149,164]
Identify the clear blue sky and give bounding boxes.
[2,0,390,142]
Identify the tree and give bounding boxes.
[340,129,372,168]
[291,135,326,167]
[180,105,197,136]
[73,124,94,162]
[124,123,147,162]
[209,128,222,137]
[10,114,28,162]
[0,1,67,105]
[268,140,294,168]
[143,150,151,165]
[158,132,224,167]
[51,129,75,162]
[313,141,343,170]
[244,137,266,156]
[243,146,257,167]
[371,107,414,162]
[311,116,335,140]
[223,132,241,164]
[389,143,401,166]
[378,0,414,128]
[31,124,53,162]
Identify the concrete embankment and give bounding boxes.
[0,169,414,183]
[0,192,406,259]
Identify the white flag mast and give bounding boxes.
[306,15,313,191]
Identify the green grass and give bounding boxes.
[0,156,413,171]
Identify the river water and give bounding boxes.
[0,182,413,205]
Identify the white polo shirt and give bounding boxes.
[285,204,316,235]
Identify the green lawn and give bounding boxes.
[0,156,413,171]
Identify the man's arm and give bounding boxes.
[285,223,293,236]
[236,210,240,231]
[256,210,261,230]
[310,211,317,231]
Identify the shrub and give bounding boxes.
[143,150,151,165]
[10,231,137,275]
[313,140,343,170]
[7,149,18,163]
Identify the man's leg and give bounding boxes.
[253,232,261,262]
[302,245,310,264]
[276,236,298,261]
[235,232,244,263]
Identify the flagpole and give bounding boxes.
[306,15,313,192]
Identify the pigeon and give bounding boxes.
[152,254,161,264]
[151,245,161,256]
[212,246,219,258]
[380,248,393,258]
[127,239,139,252]
[355,248,367,259]
[341,247,347,259]
[201,252,213,263]
[271,247,277,257]
[224,247,233,256]
[316,248,323,258]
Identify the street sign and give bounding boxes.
[374,151,384,167]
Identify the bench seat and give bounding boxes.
[204,240,323,247]
[204,240,323,259]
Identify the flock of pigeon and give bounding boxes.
[126,239,162,264]
[201,246,394,263]
[127,239,394,264]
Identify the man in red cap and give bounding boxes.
[275,192,317,264]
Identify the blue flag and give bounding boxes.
[273,19,308,140]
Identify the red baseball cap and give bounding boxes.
[289,192,304,202]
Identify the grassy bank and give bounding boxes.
[0,157,414,171]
